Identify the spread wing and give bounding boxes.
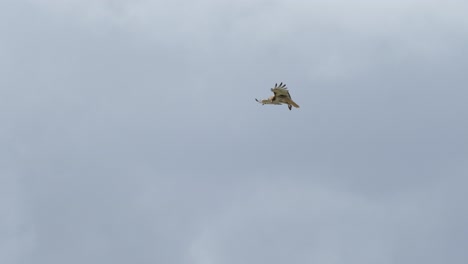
[271,82,292,99]
[271,82,300,110]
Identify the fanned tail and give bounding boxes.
[289,99,300,108]
[283,98,299,109]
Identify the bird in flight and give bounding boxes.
[255,82,300,110]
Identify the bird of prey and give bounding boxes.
[255,82,300,110]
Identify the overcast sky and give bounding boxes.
[1,0,468,263]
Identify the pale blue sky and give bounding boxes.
[1,0,468,263]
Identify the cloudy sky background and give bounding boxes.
[1,0,468,263]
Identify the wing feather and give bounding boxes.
[271,82,291,98]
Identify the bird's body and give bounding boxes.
[255,82,300,110]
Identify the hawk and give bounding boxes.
[255,82,300,110]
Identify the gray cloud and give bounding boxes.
[1,0,468,263]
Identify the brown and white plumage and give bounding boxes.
[255,82,300,110]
